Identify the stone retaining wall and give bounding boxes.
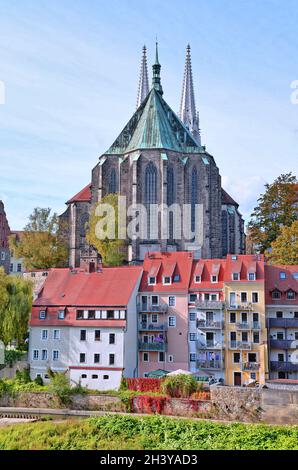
[210,386,262,422]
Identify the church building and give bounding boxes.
[61,45,245,267]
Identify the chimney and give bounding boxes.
[79,246,101,273]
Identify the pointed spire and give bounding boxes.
[136,45,149,109]
[152,41,163,95]
[179,44,201,145]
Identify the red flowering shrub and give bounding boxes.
[126,378,162,393]
[191,391,211,401]
[133,395,168,414]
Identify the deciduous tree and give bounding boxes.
[266,220,298,265]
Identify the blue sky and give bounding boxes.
[0,0,297,229]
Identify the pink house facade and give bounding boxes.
[138,252,193,377]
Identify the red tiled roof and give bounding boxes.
[265,264,298,304]
[224,254,264,282]
[140,252,193,292]
[34,266,143,307]
[189,259,226,291]
[67,183,91,204]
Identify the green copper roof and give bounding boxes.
[106,88,201,155]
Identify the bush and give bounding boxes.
[15,367,31,384]
[4,350,24,367]
[161,374,198,398]
[126,378,162,393]
[47,372,71,406]
[34,375,44,386]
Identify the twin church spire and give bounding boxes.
[136,43,201,145]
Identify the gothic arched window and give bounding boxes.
[145,162,157,239]
[109,168,117,194]
[191,167,198,232]
[167,166,175,240]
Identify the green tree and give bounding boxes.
[248,173,298,253]
[0,271,32,346]
[266,220,298,265]
[10,208,68,270]
[86,194,126,266]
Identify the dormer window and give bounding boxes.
[195,275,201,283]
[293,273,298,280]
[39,310,47,320]
[272,289,281,300]
[287,290,295,300]
[232,272,240,281]
[211,275,218,283]
[280,272,286,280]
[163,276,172,285]
[58,309,65,320]
[248,272,256,281]
[231,255,238,261]
[148,276,156,285]
[173,274,180,282]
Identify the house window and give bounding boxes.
[233,353,240,363]
[76,310,84,319]
[80,330,86,341]
[287,290,295,300]
[41,330,48,340]
[276,311,283,318]
[109,333,115,344]
[272,290,281,299]
[230,312,236,323]
[250,373,256,380]
[148,276,156,285]
[103,375,109,380]
[168,316,176,327]
[41,349,48,361]
[52,350,59,361]
[151,295,159,306]
[189,353,196,362]
[195,275,201,283]
[189,333,196,341]
[158,352,165,362]
[253,332,260,344]
[94,330,101,341]
[58,310,65,320]
[81,374,87,379]
[53,330,60,340]
[39,310,46,320]
[280,272,286,280]
[173,274,180,282]
[33,350,39,360]
[189,294,197,303]
[94,354,100,364]
[211,275,217,283]
[189,312,196,321]
[92,374,98,379]
[168,296,175,307]
[163,276,171,285]
[252,292,259,303]
[151,314,158,323]
[109,354,115,365]
[88,310,96,319]
[248,273,256,281]
[211,294,218,301]
[241,292,247,303]
[232,273,239,281]
[17,263,22,272]
[143,352,149,362]
[168,354,174,363]
[80,353,86,363]
[107,310,114,320]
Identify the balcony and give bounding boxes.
[138,303,168,313]
[139,322,168,331]
[269,318,298,328]
[197,319,223,329]
[229,341,252,350]
[226,303,253,310]
[241,362,260,371]
[197,360,223,370]
[270,361,298,372]
[270,339,295,349]
[138,341,167,352]
[195,300,224,310]
[236,322,261,330]
[197,340,223,350]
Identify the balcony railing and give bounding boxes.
[197,360,223,370]
[269,318,298,328]
[226,303,253,310]
[236,322,261,330]
[241,362,260,371]
[197,319,223,329]
[138,341,167,352]
[229,341,252,350]
[270,339,295,349]
[270,361,298,372]
[197,340,223,350]
[195,300,224,310]
[138,303,168,313]
[139,322,168,331]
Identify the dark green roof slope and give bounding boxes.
[107,88,201,154]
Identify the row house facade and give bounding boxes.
[29,262,142,390]
[265,265,298,380]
